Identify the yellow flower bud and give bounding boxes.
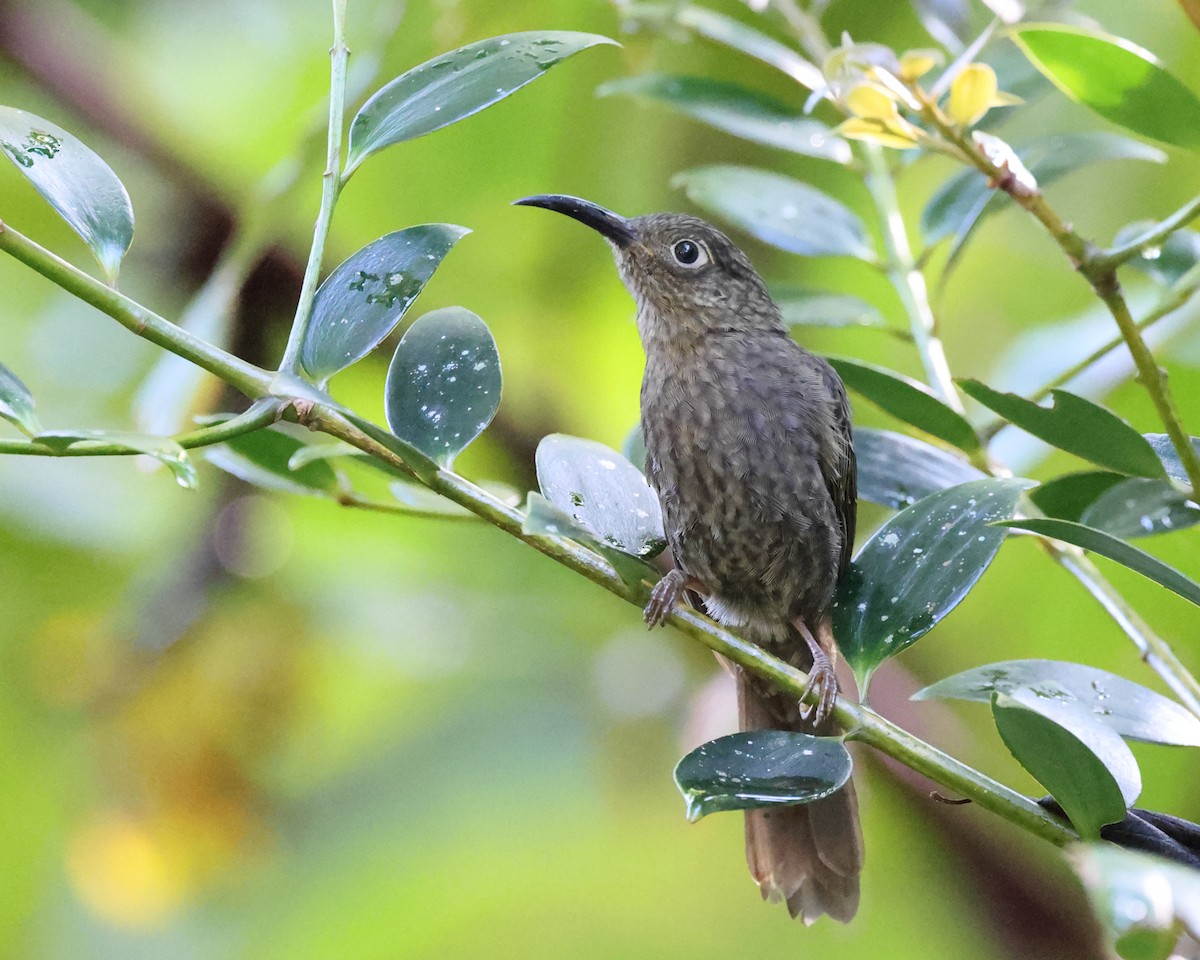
[834,117,922,150]
[948,63,998,127]
[844,84,898,122]
[899,49,941,81]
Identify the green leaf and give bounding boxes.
[0,360,40,436]
[1145,433,1200,485]
[522,491,657,588]
[673,6,824,90]
[1070,845,1200,958]
[1081,477,1200,538]
[0,105,134,282]
[1113,221,1200,288]
[597,74,850,163]
[534,434,665,558]
[345,32,618,176]
[300,224,469,384]
[833,477,1032,692]
[853,427,985,509]
[773,287,886,330]
[672,166,876,261]
[997,517,1200,608]
[623,423,647,475]
[208,426,339,497]
[992,691,1132,839]
[914,659,1200,747]
[672,731,853,822]
[1012,24,1200,151]
[961,382,1166,478]
[384,306,502,469]
[35,430,196,489]
[827,357,980,453]
[389,479,474,518]
[1029,471,1128,522]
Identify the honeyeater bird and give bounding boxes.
[514,194,862,923]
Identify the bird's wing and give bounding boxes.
[815,357,857,575]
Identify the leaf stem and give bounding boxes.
[278,0,350,377]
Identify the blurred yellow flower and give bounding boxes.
[948,63,1022,127]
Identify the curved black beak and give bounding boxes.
[512,194,637,248]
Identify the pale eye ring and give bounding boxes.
[672,239,709,268]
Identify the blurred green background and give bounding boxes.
[1,0,1199,957]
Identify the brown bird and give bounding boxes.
[515,195,862,923]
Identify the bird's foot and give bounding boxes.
[644,570,704,628]
[798,649,839,727]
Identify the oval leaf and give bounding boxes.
[534,434,665,557]
[854,427,986,509]
[384,306,501,469]
[207,425,339,497]
[773,287,886,330]
[0,360,40,436]
[301,224,469,384]
[1145,433,1200,485]
[1081,477,1200,538]
[997,517,1200,609]
[597,74,850,162]
[673,731,853,822]
[0,105,134,282]
[961,381,1166,478]
[345,32,617,176]
[915,658,1200,747]
[35,429,195,489]
[672,166,876,261]
[1013,25,1200,151]
[993,691,1131,839]
[828,357,980,453]
[522,491,658,588]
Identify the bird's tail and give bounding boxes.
[738,615,863,923]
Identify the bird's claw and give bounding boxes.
[798,650,839,728]
[644,570,700,628]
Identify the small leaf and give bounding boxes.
[345,32,618,176]
[0,105,134,282]
[208,426,339,497]
[672,731,853,822]
[993,691,1131,839]
[773,287,886,330]
[1070,844,1200,958]
[598,74,850,162]
[828,357,980,453]
[534,434,665,557]
[961,381,1166,478]
[833,477,1032,692]
[998,517,1200,608]
[1113,221,1200,288]
[35,429,196,489]
[915,659,1200,747]
[1081,478,1200,538]
[1029,471,1128,522]
[1145,433,1200,485]
[384,306,502,469]
[0,360,41,435]
[673,6,824,90]
[301,224,469,384]
[673,166,876,261]
[854,427,986,509]
[1012,24,1200,151]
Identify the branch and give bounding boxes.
[1093,194,1200,273]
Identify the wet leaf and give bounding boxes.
[1029,471,1127,522]
[915,659,1200,746]
[345,32,617,176]
[208,426,339,497]
[997,517,1200,608]
[673,731,853,822]
[833,477,1032,692]
[0,105,134,282]
[35,429,195,489]
[0,360,40,435]
[1113,221,1200,288]
[673,166,876,261]
[673,6,824,90]
[828,357,980,453]
[534,434,665,558]
[1070,844,1200,959]
[773,287,886,330]
[1013,25,1200,151]
[961,382,1166,478]
[522,492,657,589]
[597,74,850,163]
[1081,478,1200,538]
[854,427,986,509]
[301,224,469,384]
[993,690,1132,839]
[1145,433,1200,485]
[384,306,501,469]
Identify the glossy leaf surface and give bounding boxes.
[673,166,876,261]
[829,357,980,452]
[1145,433,1200,485]
[961,381,1166,478]
[301,225,469,384]
[0,361,40,435]
[345,32,617,175]
[1113,221,1200,287]
[1081,478,1200,538]
[0,105,134,282]
[673,731,853,822]
[853,427,985,510]
[384,307,501,468]
[833,478,1032,691]
[36,430,195,488]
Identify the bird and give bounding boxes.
[513,194,862,923]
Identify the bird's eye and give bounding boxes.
[671,239,708,268]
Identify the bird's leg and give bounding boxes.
[792,616,839,727]
[644,570,707,628]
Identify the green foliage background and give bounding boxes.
[1,0,1198,956]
